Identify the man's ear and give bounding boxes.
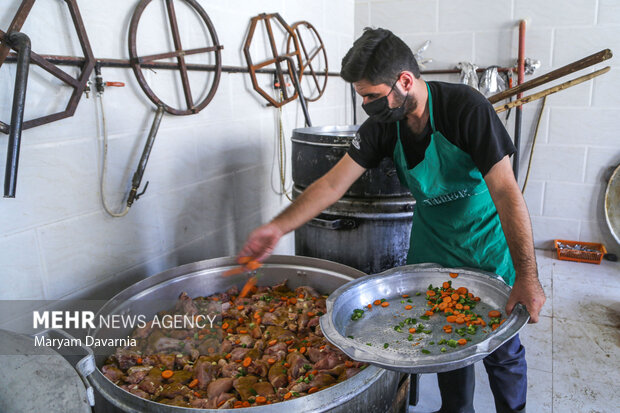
[399,71,416,91]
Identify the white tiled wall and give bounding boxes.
[356,0,620,250]
[0,0,354,301]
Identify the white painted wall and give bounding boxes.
[0,0,354,302]
[355,0,620,251]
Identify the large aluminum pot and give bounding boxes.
[292,125,410,198]
[88,255,400,413]
[294,186,414,274]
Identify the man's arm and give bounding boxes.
[239,154,366,261]
[485,155,546,323]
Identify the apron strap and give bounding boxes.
[426,82,436,133]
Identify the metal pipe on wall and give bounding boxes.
[4,32,31,198]
[513,20,526,181]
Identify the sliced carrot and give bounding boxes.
[284,362,290,368]
[424,311,434,316]
[246,260,262,271]
[289,298,297,305]
[455,303,463,310]
[255,396,267,404]
[308,387,319,394]
[225,353,232,359]
[218,400,226,407]
[488,310,501,318]
[408,328,416,333]
[267,358,276,364]
[381,302,390,307]
[223,267,245,277]
[457,339,467,345]
[373,299,381,306]
[287,348,295,353]
[188,378,199,388]
[161,370,174,379]
[319,345,325,350]
[446,315,457,323]
[300,347,306,354]
[238,256,253,264]
[463,305,470,310]
[239,276,258,299]
[438,302,447,310]
[242,401,251,407]
[284,392,292,400]
[402,294,410,298]
[136,357,143,364]
[242,357,252,367]
[404,305,413,310]
[443,296,451,303]
[307,312,316,317]
[455,317,465,324]
[268,339,277,346]
[285,340,293,345]
[442,282,451,289]
[456,287,468,296]
[451,293,459,301]
[238,329,248,334]
[449,272,459,278]
[367,304,372,309]
[427,290,436,297]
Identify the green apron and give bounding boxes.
[393,82,515,285]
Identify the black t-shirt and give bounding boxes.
[348,81,515,176]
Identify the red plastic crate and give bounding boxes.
[554,239,607,265]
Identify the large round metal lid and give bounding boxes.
[292,125,359,145]
[0,329,91,413]
[605,164,620,245]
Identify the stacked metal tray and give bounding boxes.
[320,264,530,374]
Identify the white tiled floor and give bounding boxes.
[410,249,620,413]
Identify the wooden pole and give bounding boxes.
[494,66,611,113]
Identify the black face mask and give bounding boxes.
[362,79,409,123]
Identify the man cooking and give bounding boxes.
[239,28,545,413]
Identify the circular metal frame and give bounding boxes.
[243,13,303,108]
[287,21,328,102]
[0,0,95,133]
[128,0,223,115]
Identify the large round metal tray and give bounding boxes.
[320,264,529,374]
[605,164,620,245]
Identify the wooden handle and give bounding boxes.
[494,66,610,113]
[488,49,613,104]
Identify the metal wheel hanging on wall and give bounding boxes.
[243,13,304,108]
[128,0,223,115]
[287,21,328,102]
[0,0,95,133]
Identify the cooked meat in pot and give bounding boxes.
[101,280,367,408]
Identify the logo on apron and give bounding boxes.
[421,188,474,206]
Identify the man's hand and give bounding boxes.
[239,222,284,262]
[506,276,546,323]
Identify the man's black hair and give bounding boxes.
[341,27,420,85]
